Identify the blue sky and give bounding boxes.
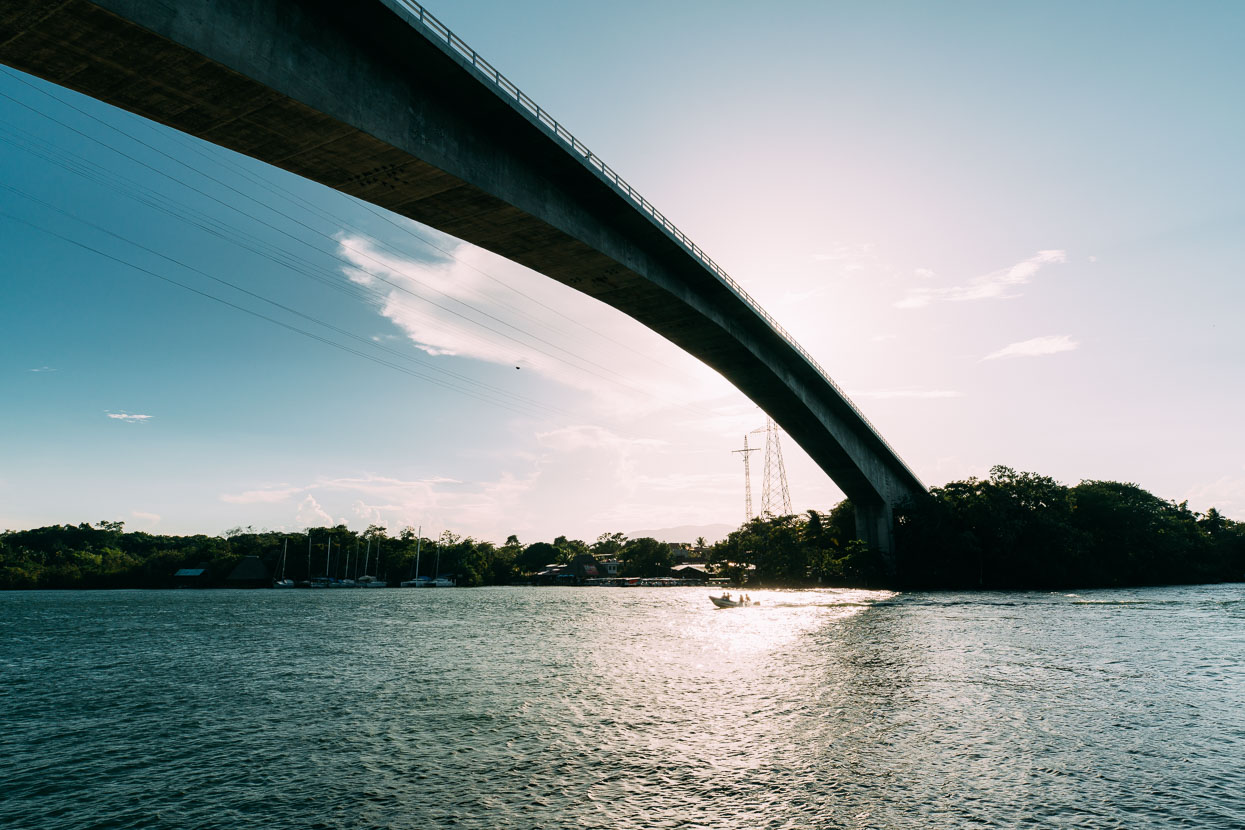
[2,0,1244,541]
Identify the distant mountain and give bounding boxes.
[624,523,736,545]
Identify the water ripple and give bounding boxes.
[2,585,1243,828]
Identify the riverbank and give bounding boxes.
[6,468,1244,591]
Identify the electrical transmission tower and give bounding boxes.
[731,435,759,524]
[755,418,792,517]
[733,419,792,522]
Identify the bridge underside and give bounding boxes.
[0,0,924,551]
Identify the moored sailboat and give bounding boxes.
[356,535,388,587]
[273,538,295,588]
[400,528,424,587]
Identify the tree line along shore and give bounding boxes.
[2,467,1243,591]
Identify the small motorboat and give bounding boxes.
[710,594,760,609]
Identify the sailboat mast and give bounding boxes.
[414,526,422,582]
[280,538,288,580]
[325,537,331,579]
[363,538,371,576]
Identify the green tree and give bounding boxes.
[620,537,673,577]
[894,467,1238,589]
[443,537,491,587]
[1070,480,1206,585]
[516,542,558,575]
[487,535,523,584]
[591,532,627,559]
[553,535,590,564]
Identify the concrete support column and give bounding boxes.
[854,500,896,571]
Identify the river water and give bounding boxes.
[2,585,1243,829]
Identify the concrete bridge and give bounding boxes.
[0,0,925,552]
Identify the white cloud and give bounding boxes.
[897,250,1067,308]
[535,424,664,453]
[1184,473,1245,520]
[535,424,667,497]
[296,495,333,527]
[131,510,161,524]
[849,387,964,399]
[334,233,731,415]
[28,366,58,373]
[221,487,302,504]
[222,473,506,536]
[224,420,704,541]
[913,268,936,279]
[894,294,934,310]
[983,334,1079,360]
[106,411,152,423]
[306,472,537,540]
[351,500,385,527]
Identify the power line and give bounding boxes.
[0,70,706,407]
[2,181,579,417]
[0,203,569,419]
[151,113,703,385]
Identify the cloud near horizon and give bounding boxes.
[220,486,303,505]
[212,421,723,542]
[295,494,334,527]
[1184,472,1245,520]
[220,470,539,540]
[896,250,1067,309]
[106,411,152,423]
[983,335,1079,360]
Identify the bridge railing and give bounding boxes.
[391,0,920,484]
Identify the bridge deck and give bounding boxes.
[0,0,925,549]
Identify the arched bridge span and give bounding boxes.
[0,0,924,551]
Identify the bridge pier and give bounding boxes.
[854,499,896,567]
[854,500,889,553]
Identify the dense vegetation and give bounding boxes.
[705,467,1245,589]
[0,522,678,590]
[2,466,1242,590]
[894,466,1245,589]
[706,501,886,587]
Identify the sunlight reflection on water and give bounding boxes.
[2,585,1243,829]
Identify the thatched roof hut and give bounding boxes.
[226,556,269,588]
